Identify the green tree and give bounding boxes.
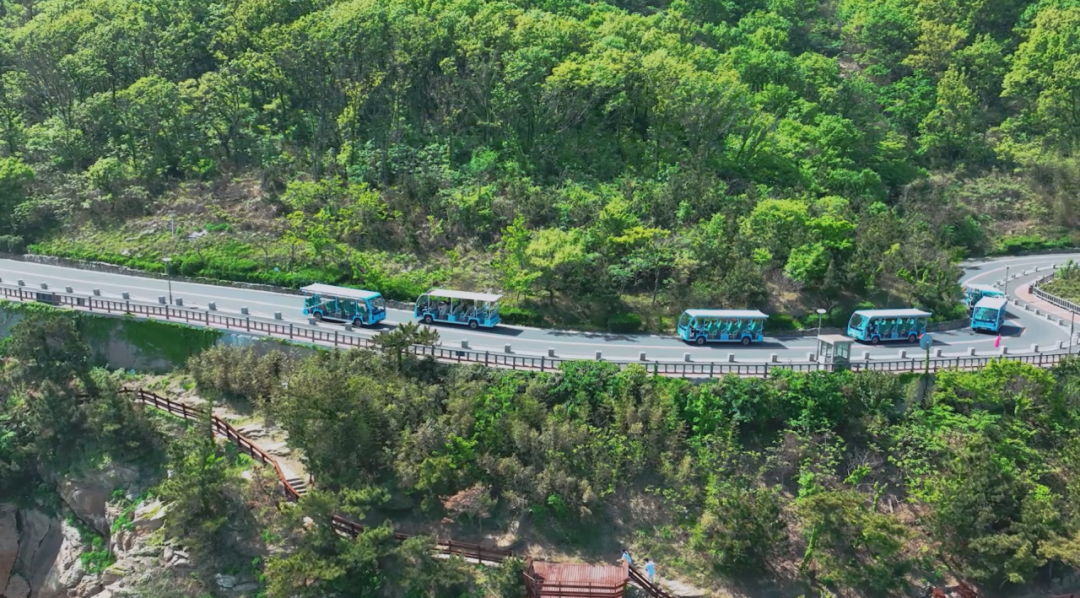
[158,406,235,554]
[371,322,440,372]
[1002,6,1080,155]
[0,157,33,234]
[919,67,983,166]
[797,488,910,592]
[524,228,591,305]
[3,312,91,384]
[692,477,787,572]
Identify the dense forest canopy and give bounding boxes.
[2,0,1080,328]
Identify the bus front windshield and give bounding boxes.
[371,297,386,313]
[973,307,997,321]
[678,314,690,328]
[849,314,867,330]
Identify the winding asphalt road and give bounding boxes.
[0,254,1076,363]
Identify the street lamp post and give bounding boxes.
[162,257,173,305]
[1004,266,1010,296]
[816,308,827,337]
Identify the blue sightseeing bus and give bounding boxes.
[962,283,1004,311]
[970,296,1008,333]
[847,308,931,344]
[677,309,768,345]
[301,283,387,326]
[415,289,502,329]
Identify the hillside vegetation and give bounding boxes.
[0,311,518,598]
[186,325,1080,597]
[3,0,1080,328]
[8,307,1080,596]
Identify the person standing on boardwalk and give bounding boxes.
[644,558,656,582]
[620,548,633,567]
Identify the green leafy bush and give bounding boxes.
[499,306,545,327]
[606,313,642,333]
[765,314,801,332]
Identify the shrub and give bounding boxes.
[765,313,800,332]
[991,234,1075,255]
[187,345,294,404]
[499,306,545,327]
[606,313,642,333]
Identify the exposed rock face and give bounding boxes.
[16,509,54,575]
[56,465,140,536]
[0,504,18,594]
[0,504,86,598]
[33,519,86,598]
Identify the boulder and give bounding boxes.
[100,566,126,587]
[232,582,260,593]
[74,578,103,598]
[0,504,17,592]
[215,574,237,590]
[4,573,30,598]
[56,465,140,536]
[131,501,167,534]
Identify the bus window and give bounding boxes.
[849,314,867,330]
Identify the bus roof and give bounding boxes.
[683,309,768,319]
[424,289,502,302]
[852,308,932,318]
[300,283,381,301]
[964,283,999,292]
[974,296,1008,310]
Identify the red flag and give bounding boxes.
[994,335,1002,348]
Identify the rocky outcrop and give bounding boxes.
[56,465,140,536]
[33,519,86,598]
[0,504,86,598]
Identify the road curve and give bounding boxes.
[0,254,1076,363]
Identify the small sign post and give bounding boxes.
[920,333,934,375]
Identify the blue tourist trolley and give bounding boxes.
[415,289,502,329]
[301,284,387,326]
[847,308,931,344]
[970,296,1008,333]
[677,309,768,345]
[962,283,1004,311]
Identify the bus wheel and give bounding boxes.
[423,315,434,325]
[696,336,706,346]
[313,312,323,321]
[741,336,751,346]
[353,317,364,328]
[871,335,880,345]
[908,333,917,343]
[469,320,479,330]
